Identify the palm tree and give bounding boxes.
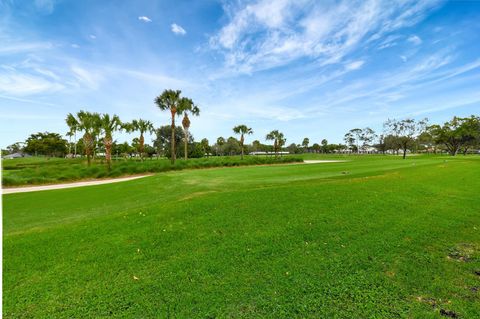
[233,125,253,159]
[128,119,154,161]
[99,114,122,169]
[154,89,181,164]
[65,111,100,165]
[66,113,79,157]
[302,137,309,153]
[266,130,286,157]
[178,98,200,160]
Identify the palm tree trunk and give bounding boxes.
[139,133,145,161]
[84,134,93,166]
[184,129,188,160]
[74,131,77,157]
[104,136,112,170]
[240,134,244,160]
[170,110,176,165]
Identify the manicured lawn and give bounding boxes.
[3,155,480,318]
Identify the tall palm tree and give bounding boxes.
[154,89,181,164]
[266,130,286,157]
[233,125,253,159]
[128,119,154,161]
[65,111,100,165]
[66,113,79,157]
[178,97,200,160]
[99,114,122,169]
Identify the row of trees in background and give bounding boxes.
[2,85,479,164]
[341,116,480,159]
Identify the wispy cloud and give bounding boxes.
[138,16,152,23]
[171,23,186,35]
[34,0,55,14]
[209,0,442,74]
[407,35,422,45]
[0,69,64,96]
[70,66,103,90]
[345,60,365,71]
[0,42,53,55]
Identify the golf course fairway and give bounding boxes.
[3,155,480,318]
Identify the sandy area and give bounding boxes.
[302,160,347,164]
[3,160,347,194]
[2,175,152,195]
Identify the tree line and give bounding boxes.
[2,88,479,163]
[342,116,480,159]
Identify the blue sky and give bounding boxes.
[1,0,479,148]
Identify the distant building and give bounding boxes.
[249,151,290,155]
[3,152,31,159]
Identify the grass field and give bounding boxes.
[1,155,301,186]
[3,155,480,318]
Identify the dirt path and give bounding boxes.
[2,175,153,195]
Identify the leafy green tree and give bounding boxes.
[312,143,321,153]
[224,137,241,155]
[384,118,428,159]
[200,138,210,157]
[343,131,357,152]
[114,141,134,159]
[143,144,155,158]
[233,125,253,159]
[99,114,122,169]
[5,142,24,154]
[178,98,200,160]
[215,137,226,156]
[287,143,301,154]
[360,128,376,151]
[154,89,182,164]
[429,115,480,156]
[154,125,189,159]
[24,132,67,157]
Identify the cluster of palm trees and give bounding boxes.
[231,126,286,157]
[65,88,290,168]
[65,111,153,168]
[154,89,200,164]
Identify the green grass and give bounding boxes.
[1,155,302,186]
[3,155,480,318]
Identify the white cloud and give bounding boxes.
[209,0,442,74]
[345,60,365,71]
[0,42,53,55]
[71,66,103,90]
[71,43,80,48]
[0,70,64,96]
[138,16,152,23]
[89,34,96,39]
[407,35,422,45]
[400,55,408,62]
[171,23,186,35]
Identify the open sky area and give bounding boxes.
[1,0,479,148]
